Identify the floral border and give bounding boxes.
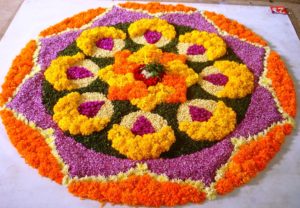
[0,40,37,106]
[0,2,296,207]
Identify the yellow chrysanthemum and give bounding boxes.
[76,26,126,57]
[53,92,113,135]
[164,60,199,87]
[178,100,236,141]
[44,53,98,91]
[128,18,176,47]
[127,45,163,64]
[199,60,254,98]
[130,83,175,111]
[108,111,175,160]
[128,18,176,39]
[178,30,226,61]
[214,61,254,98]
[98,65,135,87]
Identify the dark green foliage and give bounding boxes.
[186,61,214,73]
[113,23,130,32]
[175,25,194,35]
[160,39,178,53]
[42,80,68,115]
[143,62,164,77]
[57,41,81,56]
[124,38,143,52]
[89,57,114,68]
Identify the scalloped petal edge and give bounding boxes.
[68,174,206,207]
[0,40,37,106]
[215,123,293,194]
[0,109,65,184]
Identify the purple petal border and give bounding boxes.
[38,31,81,71]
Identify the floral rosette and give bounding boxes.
[0,2,296,207]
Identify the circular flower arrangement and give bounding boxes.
[0,2,296,207]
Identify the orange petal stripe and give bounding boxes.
[215,124,292,195]
[39,8,106,37]
[267,51,296,117]
[108,81,148,100]
[0,109,64,184]
[204,11,267,46]
[119,2,196,14]
[160,53,187,65]
[113,50,140,74]
[0,40,37,106]
[162,74,187,103]
[68,174,206,206]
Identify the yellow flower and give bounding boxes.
[44,53,99,91]
[164,60,198,87]
[98,65,135,87]
[130,83,175,111]
[127,45,163,64]
[76,27,126,57]
[199,60,254,98]
[128,18,176,47]
[53,92,113,135]
[178,100,236,141]
[178,30,226,62]
[108,111,175,160]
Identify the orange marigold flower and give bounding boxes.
[267,51,296,117]
[68,175,206,206]
[0,109,64,184]
[113,50,140,74]
[99,45,198,111]
[160,52,186,65]
[215,124,291,195]
[0,40,37,106]
[162,74,187,103]
[108,81,148,100]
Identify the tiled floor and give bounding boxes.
[0,0,299,39]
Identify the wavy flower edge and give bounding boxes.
[0,40,37,106]
[68,174,206,207]
[0,109,64,184]
[0,2,297,207]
